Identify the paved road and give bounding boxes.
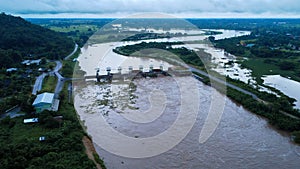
[32,43,77,96]
[53,42,79,97]
[190,67,300,120]
[189,67,258,100]
[32,61,63,96]
[32,73,47,95]
[54,61,65,98]
[64,43,78,60]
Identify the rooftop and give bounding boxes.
[24,118,39,124]
[32,92,55,106]
[6,68,18,72]
[22,59,41,66]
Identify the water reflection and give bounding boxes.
[263,75,300,109]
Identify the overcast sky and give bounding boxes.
[1,0,300,18]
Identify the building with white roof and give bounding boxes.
[32,92,59,112]
[22,59,41,66]
[23,118,39,124]
[6,68,18,72]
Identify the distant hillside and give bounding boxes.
[0,13,74,68]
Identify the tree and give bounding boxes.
[208,36,215,42]
[279,61,296,70]
[40,57,47,65]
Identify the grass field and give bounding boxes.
[241,58,300,84]
[49,25,98,33]
[41,75,57,93]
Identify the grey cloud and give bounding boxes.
[1,0,300,16]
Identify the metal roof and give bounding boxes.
[32,92,54,106]
[24,118,39,123]
[22,59,41,65]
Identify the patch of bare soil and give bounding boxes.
[82,136,102,169]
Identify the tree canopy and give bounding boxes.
[0,13,74,68]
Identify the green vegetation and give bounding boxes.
[28,18,113,47]
[93,153,106,169]
[0,67,35,115]
[113,42,204,67]
[225,77,299,117]
[214,28,300,83]
[194,71,300,143]
[0,69,33,98]
[0,83,97,169]
[49,25,98,33]
[225,87,300,132]
[122,33,170,41]
[0,13,74,116]
[188,18,300,32]
[0,38,106,168]
[61,49,85,78]
[292,131,300,143]
[2,17,300,168]
[40,76,57,93]
[0,13,74,68]
[115,40,300,144]
[0,14,106,169]
[241,58,300,83]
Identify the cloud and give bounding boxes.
[1,0,300,17]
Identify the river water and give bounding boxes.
[75,29,300,168]
[74,77,300,169]
[78,30,250,76]
[79,43,173,76]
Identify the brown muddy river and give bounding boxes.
[74,76,300,169]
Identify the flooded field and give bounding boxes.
[262,75,300,109]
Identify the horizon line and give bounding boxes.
[24,17,300,19]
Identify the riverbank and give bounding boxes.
[74,74,300,168]
[75,26,300,168]
[193,70,300,144]
[0,81,99,168]
[82,136,106,169]
[61,49,107,168]
[112,39,300,144]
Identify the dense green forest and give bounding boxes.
[0,13,74,68]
